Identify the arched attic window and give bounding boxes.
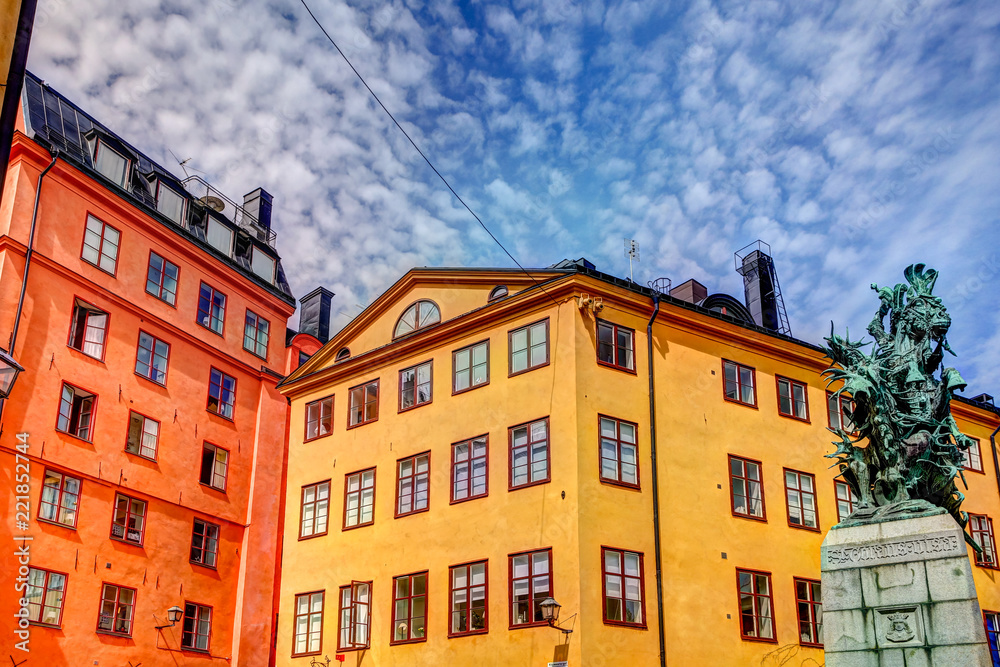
[393,300,441,339]
[488,285,509,302]
[335,347,351,362]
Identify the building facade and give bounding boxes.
[275,261,1000,665]
[0,74,304,666]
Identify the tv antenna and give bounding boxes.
[625,238,639,281]
[168,149,205,178]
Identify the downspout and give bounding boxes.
[646,295,666,667]
[989,421,1000,502]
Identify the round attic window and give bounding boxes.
[488,285,509,302]
[393,300,441,339]
[335,347,351,361]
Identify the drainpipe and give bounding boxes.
[989,421,1000,502]
[646,294,666,667]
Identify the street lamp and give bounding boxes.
[0,347,24,400]
[540,597,573,635]
[155,605,184,629]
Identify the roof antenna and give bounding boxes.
[167,149,205,178]
[625,238,639,282]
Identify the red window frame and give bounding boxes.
[834,480,858,523]
[110,493,147,545]
[722,359,757,407]
[784,468,819,532]
[338,581,372,650]
[80,214,121,276]
[207,367,236,420]
[25,567,67,627]
[601,546,646,628]
[396,452,430,518]
[243,309,270,360]
[449,560,488,637]
[508,318,550,377]
[599,415,640,488]
[984,610,1000,663]
[196,281,227,335]
[347,379,379,428]
[826,391,856,433]
[596,319,636,372]
[970,513,998,568]
[135,330,170,385]
[399,360,433,412]
[199,442,229,492]
[190,518,220,569]
[794,577,822,647]
[56,381,97,442]
[509,417,550,490]
[391,571,428,644]
[304,396,334,441]
[38,469,81,528]
[300,480,331,539]
[145,251,179,306]
[181,601,213,652]
[393,299,441,338]
[96,582,136,636]
[964,437,984,473]
[293,590,325,657]
[453,339,490,394]
[736,568,776,643]
[729,454,766,521]
[343,468,376,530]
[67,297,109,361]
[776,376,809,422]
[451,435,488,503]
[509,548,552,629]
[125,410,160,461]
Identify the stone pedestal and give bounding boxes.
[821,513,991,666]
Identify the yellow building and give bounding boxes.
[275,258,1000,666]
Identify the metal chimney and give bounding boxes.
[299,287,334,344]
[735,241,791,336]
[243,188,273,230]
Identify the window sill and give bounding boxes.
[452,381,489,396]
[134,371,168,388]
[602,620,647,630]
[303,432,334,443]
[390,637,427,646]
[335,645,369,653]
[123,449,158,463]
[508,361,550,379]
[298,531,329,541]
[190,560,218,571]
[777,412,810,424]
[205,409,235,423]
[787,522,821,533]
[395,507,430,519]
[55,429,94,445]
[450,493,489,505]
[291,650,323,657]
[731,511,768,524]
[509,621,549,630]
[799,641,823,649]
[398,400,432,414]
[96,629,133,638]
[66,344,106,363]
[36,516,77,530]
[600,478,642,492]
[740,635,778,644]
[28,620,62,629]
[597,360,637,376]
[964,467,986,475]
[243,346,268,362]
[109,535,144,548]
[509,478,551,492]
[723,396,758,410]
[448,629,488,639]
[346,418,378,430]
[342,521,374,532]
[144,289,178,309]
[196,322,225,337]
[81,257,117,278]
[198,481,228,494]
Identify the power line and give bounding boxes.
[295,0,561,306]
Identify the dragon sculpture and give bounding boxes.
[824,264,979,548]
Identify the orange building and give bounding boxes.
[0,73,321,665]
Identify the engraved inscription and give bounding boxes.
[826,534,960,566]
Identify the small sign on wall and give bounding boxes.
[548,663,569,667]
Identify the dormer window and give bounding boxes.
[94,140,129,187]
[488,285,508,302]
[155,181,186,225]
[206,218,234,256]
[393,300,441,339]
[251,246,275,283]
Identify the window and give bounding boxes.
[599,416,639,488]
[835,481,858,523]
[39,470,80,528]
[335,347,351,361]
[110,494,146,545]
[300,481,330,538]
[81,215,120,275]
[135,331,169,384]
[827,391,855,432]
[488,285,508,301]
[207,368,236,420]
[125,411,159,460]
[94,141,129,186]
[723,360,756,407]
[392,572,427,644]
[24,567,66,627]
[57,382,95,441]
[293,591,325,656]
[343,469,375,529]
[206,218,234,255]
[597,320,635,371]
[190,519,220,568]
[68,298,108,359]
[509,319,549,375]
[348,380,379,427]
[970,514,998,568]
[794,578,822,647]
[452,436,488,503]
[251,246,276,282]
[449,561,487,636]
[737,569,775,642]
[984,610,1000,666]
[453,340,489,393]
[394,300,441,338]
[602,547,645,627]
[509,549,551,628]
[777,376,809,421]
[146,252,179,305]
[784,469,818,531]
[155,181,186,225]
[199,442,229,491]
[964,437,984,473]
[396,453,430,517]
[97,583,135,635]
[399,361,432,411]
[197,282,227,335]
[244,310,270,359]
[181,602,212,651]
[510,418,550,489]
[338,582,372,650]
[729,455,765,520]
[305,396,333,441]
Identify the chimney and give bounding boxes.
[735,241,791,335]
[299,287,334,344]
[669,279,708,304]
[243,188,273,230]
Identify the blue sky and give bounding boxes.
[28,0,1000,392]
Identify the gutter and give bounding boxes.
[646,294,666,667]
[990,421,1000,503]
